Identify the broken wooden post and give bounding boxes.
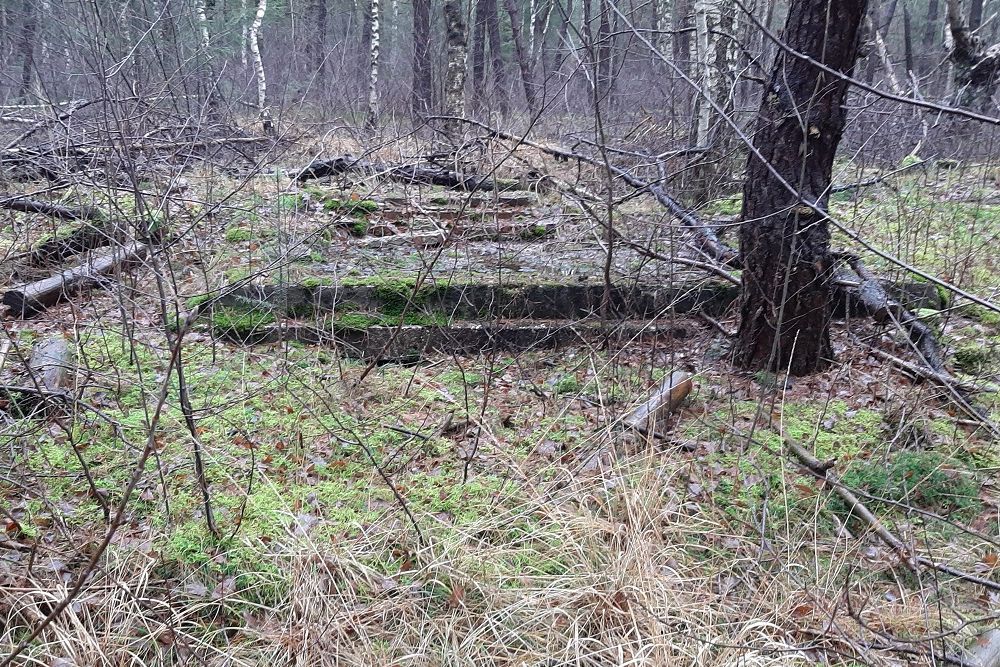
[623,371,692,438]
[29,336,74,391]
[969,629,1000,667]
[2,242,148,317]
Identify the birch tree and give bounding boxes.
[443,0,467,132]
[366,0,380,129]
[248,0,272,134]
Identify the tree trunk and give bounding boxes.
[672,0,691,76]
[248,0,272,134]
[485,0,508,113]
[692,0,719,149]
[366,0,380,129]
[902,3,914,74]
[412,0,433,115]
[504,0,540,115]
[969,0,984,31]
[596,0,612,102]
[17,0,38,101]
[735,0,869,375]
[546,0,573,77]
[472,0,488,105]
[946,0,1000,109]
[923,0,941,74]
[443,0,468,132]
[311,0,327,78]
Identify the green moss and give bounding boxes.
[429,195,450,205]
[210,307,276,341]
[555,375,580,395]
[519,224,553,240]
[324,198,378,215]
[334,310,449,330]
[954,343,997,373]
[702,194,742,216]
[349,220,369,236]
[301,276,334,288]
[185,293,213,309]
[224,226,254,243]
[278,193,305,210]
[835,451,980,519]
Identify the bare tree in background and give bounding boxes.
[736,0,869,375]
[367,0,381,129]
[505,0,539,115]
[17,0,38,101]
[412,0,432,115]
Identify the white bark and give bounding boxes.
[241,0,249,66]
[195,0,211,48]
[248,0,272,133]
[367,0,380,129]
[692,0,719,148]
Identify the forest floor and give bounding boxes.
[1,138,999,665]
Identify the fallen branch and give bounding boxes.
[292,154,507,191]
[785,435,1000,591]
[842,257,944,371]
[0,195,104,221]
[430,115,739,266]
[2,242,148,317]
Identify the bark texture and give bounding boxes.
[412,0,432,114]
[504,0,539,115]
[443,0,468,133]
[735,0,869,375]
[366,0,380,130]
[946,0,1000,110]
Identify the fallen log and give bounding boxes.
[292,155,506,191]
[622,371,693,438]
[2,242,148,317]
[0,195,104,221]
[842,257,944,371]
[29,336,74,391]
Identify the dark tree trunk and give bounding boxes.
[546,0,574,77]
[412,0,433,114]
[735,0,869,375]
[903,3,914,74]
[969,0,984,31]
[485,0,508,112]
[672,0,691,76]
[18,0,38,100]
[311,0,328,78]
[923,0,941,74]
[504,0,539,115]
[596,0,612,101]
[472,0,488,105]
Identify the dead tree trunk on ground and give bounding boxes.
[735,0,869,375]
[412,0,433,115]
